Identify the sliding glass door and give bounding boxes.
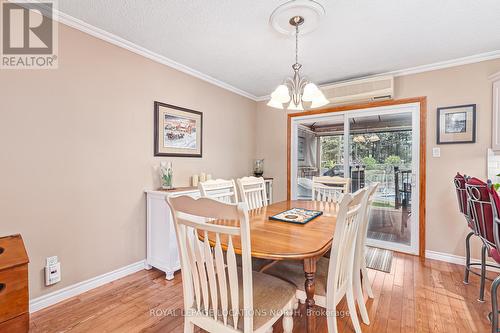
[290,103,420,254]
[346,107,419,253]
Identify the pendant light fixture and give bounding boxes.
[267,8,329,111]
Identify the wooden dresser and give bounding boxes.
[0,235,29,332]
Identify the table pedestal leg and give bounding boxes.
[304,258,317,333]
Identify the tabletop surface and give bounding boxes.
[205,200,338,260]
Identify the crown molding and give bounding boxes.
[23,1,259,101]
[386,50,500,77]
[490,70,500,81]
[256,50,500,101]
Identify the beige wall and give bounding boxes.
[0,23,256,298]
[256,59,500,260]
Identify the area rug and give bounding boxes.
[365,246,393,273]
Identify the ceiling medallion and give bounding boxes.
[268,1,329,111]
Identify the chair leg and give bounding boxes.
[184,318,194,333]
[480,244,487,303]
[491,276,500,333]
[326,306,338,333]
[464,231,474,284]
[361,265,375,299]
[354,270,370,324]
[346,286,362,333]
[282,301,294,333]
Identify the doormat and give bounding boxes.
[366,246,393,273]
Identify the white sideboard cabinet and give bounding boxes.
[145,187,199,280]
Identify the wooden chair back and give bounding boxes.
[237,177,268,210]
[354,183,379,274]
[166,196,254,332]
[326,188,367,306]
[312,176,351,203]
[199,179,239,203]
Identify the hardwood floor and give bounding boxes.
[30,253,496,333]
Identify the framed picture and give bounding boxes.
[437,104,476,144]
[154,101,203,157]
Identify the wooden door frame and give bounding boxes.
[287,97,427,257]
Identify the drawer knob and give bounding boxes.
[0,283,5,292]
[0,247,3,255]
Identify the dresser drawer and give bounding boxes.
[0,313,29,332]
[0,264,28,323]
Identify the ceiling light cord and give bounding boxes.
[295,21,299,66]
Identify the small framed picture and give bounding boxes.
[154,101,203,157]
[437,104,476,144]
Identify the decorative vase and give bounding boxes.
[160,161,173,189]
[254,159,264,177]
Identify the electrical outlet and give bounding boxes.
[45,256,61,286]
[45,262,61,285]
[46,256,58,266]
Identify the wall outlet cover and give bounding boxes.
[432,147,441,157]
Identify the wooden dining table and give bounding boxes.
[206,200,338,333]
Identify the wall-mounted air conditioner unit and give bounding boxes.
[322,76,394,105]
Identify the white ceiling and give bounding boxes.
[58,0,500,99]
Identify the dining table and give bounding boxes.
[206,200,338,333]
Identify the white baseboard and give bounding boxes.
[29,260,147,313]
[425,250,500,273]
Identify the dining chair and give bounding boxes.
[263,188,369,333]
[200,178,270,272]
[199,178,239,203]
[465,177,500,303]
[487,183,500,333]
[454,173,482,286]
[166,195,297,333]
[237,177,268,210]
[312,176,351,203]
[352,182,379,326]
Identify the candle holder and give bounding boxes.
[254,159,264,177]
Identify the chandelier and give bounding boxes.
[267,15,329,111]
[353,134,381,143]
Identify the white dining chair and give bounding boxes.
[352,182,379,326]
[199,178,239,203]
[166,195,296,333]
[263,188,369,333]
[312,176,351,203]
[200,178,270,272]
[237,177,268,210]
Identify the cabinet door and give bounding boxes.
[493,80,500,151]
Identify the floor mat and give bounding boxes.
[365,246,393,273]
